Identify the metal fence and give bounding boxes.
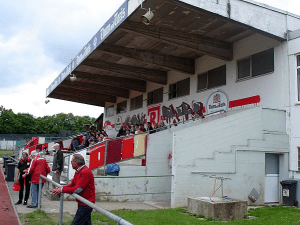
[39,175,133,225]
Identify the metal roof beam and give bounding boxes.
[49,93,105,107]
[73,71,146,93]
[96,43,195,74]
[82,58,168,85]
[55,86,116,103]
[120,21,233,61]
[61,80,130,99]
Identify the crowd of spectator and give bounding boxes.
[68,113,203,151]
[69,129,108,151]
[116,121,168,137]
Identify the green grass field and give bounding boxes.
[0,150,14,158]
[20,205,300,225]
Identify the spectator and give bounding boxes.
[153,123,159,132]
[52,143,64,188]
[125,129,131,136]
[158,121,167,131]
[117,126,125,137]
[80,136,89,150]
[52,154,95,225]
[15,152,31,205]
[23,150,50,208]
[130,124,135,134]
[43,147,50,155]
[146,122,153,133]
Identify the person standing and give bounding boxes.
[15,152,31,205]
[52,143,64,188]
[23,150,50,208]
[52,154,95,225]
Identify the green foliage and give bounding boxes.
[0,105,96,134]
[0,150,14,158]
[19,206,300,225]
[22,210,55,225]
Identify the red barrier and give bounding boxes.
[89,143,106,170]
[106,139,122,164]
[122,137,134,160]
[229,95,260,108]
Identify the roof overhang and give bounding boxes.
[46,0,295,107]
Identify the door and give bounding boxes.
[265,154,279,203]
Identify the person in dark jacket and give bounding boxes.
[52,154,95,225]
[15,152,31,205]
[52,143,64,188]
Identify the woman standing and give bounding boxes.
[15,152,31,205]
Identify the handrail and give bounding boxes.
[39,174,133,225]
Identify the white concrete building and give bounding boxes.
[47,0,300,206]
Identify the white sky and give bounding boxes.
[0,0,299,118]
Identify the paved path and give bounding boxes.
[0,167,20,225]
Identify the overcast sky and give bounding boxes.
[0,0,299,119]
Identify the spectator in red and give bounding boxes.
[52,154,95,225]
[23,150,50,208]
[15,152,31,205]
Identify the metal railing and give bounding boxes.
[39,174,133,225]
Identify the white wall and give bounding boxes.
[171,107,289,207]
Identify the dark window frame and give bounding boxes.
[130,95,143,111]
[197,65,226,91]
[147,87,163,106]
[106,105,114,117]
[237,48,274,80]
[117,100,127,114]
[169,78,190,100]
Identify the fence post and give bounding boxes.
[104,140,108,176]
[38,176,42,210]
[59,193,64,225]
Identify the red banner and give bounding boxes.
[122,137,134,160]
[106,139,122,164]
[89,144,105,170]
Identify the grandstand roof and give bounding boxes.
[46,0,299,107]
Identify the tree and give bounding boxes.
[0,105,96,134]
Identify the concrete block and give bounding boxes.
[187,197,247,221]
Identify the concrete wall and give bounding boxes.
[171,107,289,207]
[94,129,173,202]
[286,34,300,176]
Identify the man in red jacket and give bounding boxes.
[52,154,95,225]
[23,150,50,208]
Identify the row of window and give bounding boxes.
[106,48,275,116]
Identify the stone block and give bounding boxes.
[187,197,247,221]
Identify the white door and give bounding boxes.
[265,154,279,203]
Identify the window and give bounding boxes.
[169,78,190,99]
[297,55,300,101]
[130,95,143,110]
[197,65,226,91]
[147,87,163,106]
[106,105,114,117]
[237,48,274,80]
[117,101,127,114]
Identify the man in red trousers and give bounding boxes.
[52,154,95,225]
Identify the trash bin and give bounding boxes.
[4,160,13,175]
[2,156,8,168]
[280,180,298,206]
[5,163,16,182]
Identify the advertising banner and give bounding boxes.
[89,143,106,170]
